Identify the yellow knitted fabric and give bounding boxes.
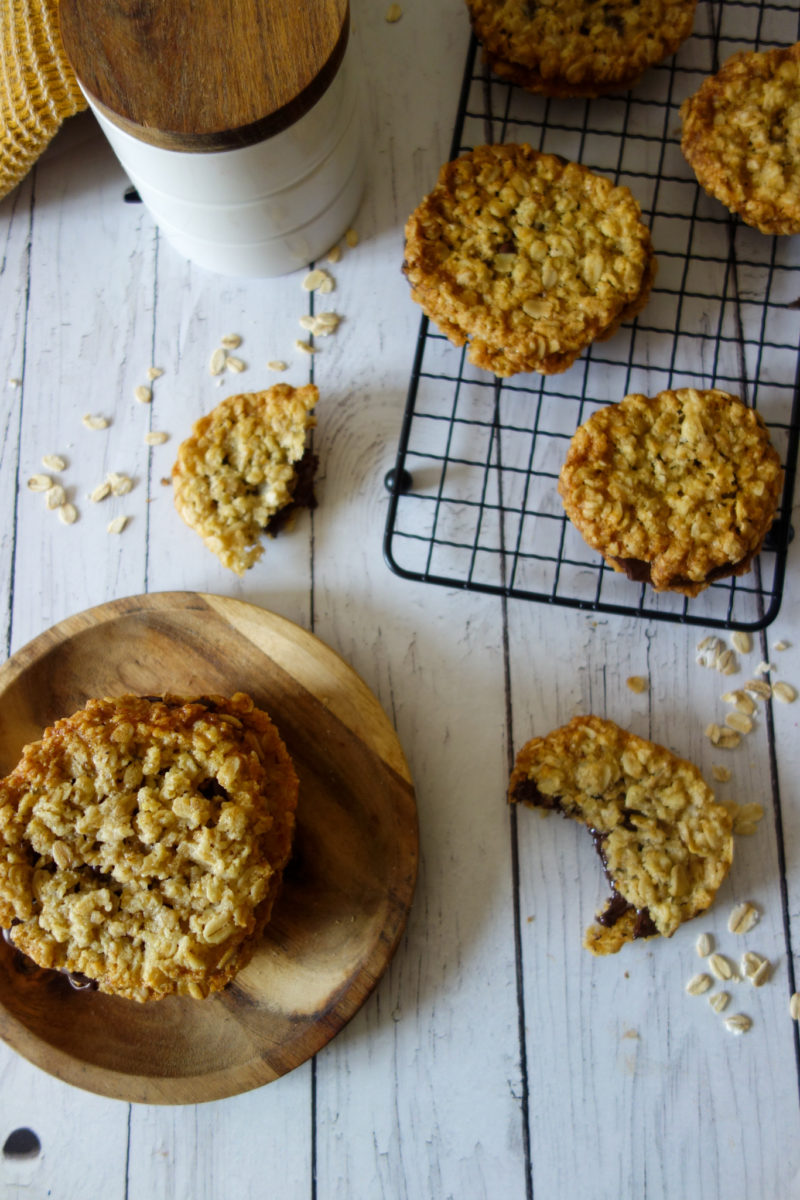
[1,0,87,201]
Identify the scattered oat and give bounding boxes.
[741,950,767,980]
[90,481,112,503]
[267,360,288,372]
[134,384,152,404]
[751,959,771,987]
[385,3,402,20]
[744,678,772,700]
[772,681,797,704]
[27,474,52,492]
[756,661,774,675]
[696,635,717,652]
[45,484,66,510]
[790,993,800,1020]
[725,711,753,735]
[773,640,790,652]
[302,268,333,292]
[107,472,133,496]
[226,356,246,373]
[722,689,756,716]
[318,276,335,295]
[82,413,109,430]
[7,378,20,387]
[717,648,737,675]
[345,227,359,247]
[686,972,712,995]
[327,244,342,263]
[625,675,648,693]
[731,801,764,836]
[731,631,751,654]
[705,723,740,749]
[709,952,735,981]
[41,454,66,472]
[709,991,730,1013]
[711,765,732,783]
[295,339,317,354]
[299,311,341,338]
[107,515,128,534]
[144,431,169,446]
[728,902,759,935]
[724,1013,752,1035]
[220,334,242,349]
[209,347,227,376]
[146,366,164,381]
[57,502,77,525]
[696,932,713,957]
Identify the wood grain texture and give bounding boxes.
[1,0,799,1192]
[59,0,350,149]
[0,593,417,1103]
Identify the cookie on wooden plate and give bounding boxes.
[680,43,800,236]
[403,143,655,377]
[0,693,298,1001]
[558,387,783,595]
[172,383,319,575]
[466,0,697,97]
[509,715,734,954]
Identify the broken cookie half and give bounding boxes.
[172,383,319,574]
[509,715,733,954]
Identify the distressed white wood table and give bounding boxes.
[1,1,799,1197]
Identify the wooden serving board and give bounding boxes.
[0,592,418,1104]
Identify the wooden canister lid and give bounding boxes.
[59,0,349,151]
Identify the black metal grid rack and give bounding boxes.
[383,3,800,630]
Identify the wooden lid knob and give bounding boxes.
[59,0,349,151]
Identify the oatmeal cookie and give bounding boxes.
[509,715,734,954]
[172,383,319,575]
[558,387,783,595]
[466,0,697,97]
[403,144,655,377]
[0,693,298,1001]
[680,44,800,236]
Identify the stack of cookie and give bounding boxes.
[403,143,655,377]
[0,693,298,1001]
[465,0,698,97]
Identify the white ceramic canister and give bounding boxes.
[60,0,364,277]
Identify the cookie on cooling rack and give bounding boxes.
[172,383,319,575]
[680,43,800,236]
[509,715,734,954]
[465,0,697,97]
[558,387,783,596]
[0,693,298,1001]
[403,143,655,377]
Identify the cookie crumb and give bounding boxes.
[345,227,359,247]
[626,675,648,693]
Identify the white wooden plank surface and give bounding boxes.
[0,0,799,1196]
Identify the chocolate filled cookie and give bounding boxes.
[681,43,800,236]
[466,0,697,97]
[172,383,319,575]
[509,715,734,954]
[403,144,655,377]
[0,693,298,1001]
[558,387,783,596]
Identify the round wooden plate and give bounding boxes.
[0,592,418,1104]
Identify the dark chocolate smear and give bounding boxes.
[265,448,319,536]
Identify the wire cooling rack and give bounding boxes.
[383,3,800,630]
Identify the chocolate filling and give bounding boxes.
[611,554,751,588]
[265,447,319,536]
[512,779,657,938]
